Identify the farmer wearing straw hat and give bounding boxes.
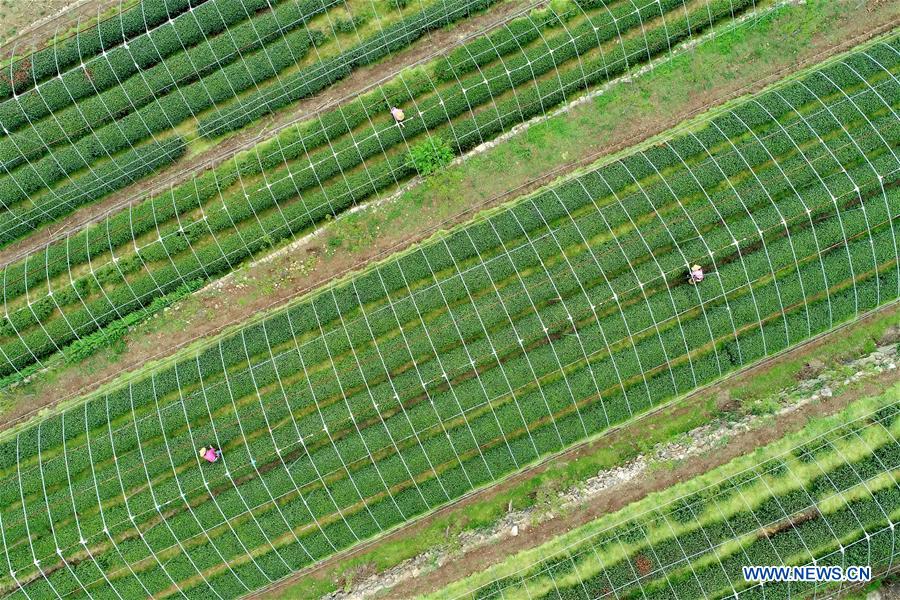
[199,446,221,463]
[390,106,405,127]
[688,264,705,284]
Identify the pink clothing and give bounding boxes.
[689,267,704,283]
[203,448,219,463]
[390,107,405,122]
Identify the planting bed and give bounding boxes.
[0,32,896,598]
[0,0,762,378]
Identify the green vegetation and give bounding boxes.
[39,308,900,600]
[0,0,326,132]
[0,33,896,598]
[0,137,187,243]
[0,0,881,440]
[0,0,758,377]
[196,0,503,136]
[410,135,455,176]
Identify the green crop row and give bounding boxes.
[0,0,759,376]
[2,154,895,598]
[442,395,900,600]
[0,0,884,506]
[0,0,203,99]
[0,32,893,378]
[0,137,186,245]
[0,27,318,215]
[0,0,567,275]
[0,35,896,598]
[196,0,514,136]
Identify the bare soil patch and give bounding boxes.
[0,0,125,54]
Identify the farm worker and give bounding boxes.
[390,106,405,127]
[199,446,221,463]
[688,264,704,285]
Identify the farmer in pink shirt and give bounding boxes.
[199,446,221,463]
[688,264,704,285]
[390,106,405,127]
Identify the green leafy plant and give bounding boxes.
[409,135,455,176]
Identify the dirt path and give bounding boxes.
[0,0,531,269]
[250,304,900,599]
[0,0,125,56]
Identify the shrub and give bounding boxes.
[335,15,368,34]
[409,135,455,175]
